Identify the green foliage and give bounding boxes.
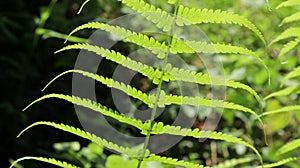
[271,0,300,58]
[11,0,300,167]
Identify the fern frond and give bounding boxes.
[278,37,300,58]
[10,156,78,168]
[210,157,254,168]
[67,22,168,58]
[259,105,300,117]
[144,155,204,168]
[169,66,262,104]
[256,157,300,168]
[276,0,300,9]
[144,122,263,165]
[55,44,168,85]
[270,27,300,45]
[264,85,300,100]
[23,94,145,130]
[42,70,151,107]
[280,11,300,26]
[17,121,148,157]
[176,6,266,44]
[173,40,269,78]
[164,94,262,123]
[55,43,262,104]
[277,139,300,155]
[281,66,300,87]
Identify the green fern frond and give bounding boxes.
[264,85,300,100]
[55,44,165,84]
[270,27,300,45]
[175,6,266,44]
[281,66,300,87]
[11,157,78,168]
[259,105,300,117]
[276,0,300,9]
[209,157,254,168]
[26,91,261,129]
[277,139,300,155]
[256,157,300,168]
[17,121,148,157]
[169,66,262,104]
[144,155,204,168]
[278,37,300,58]
[144,122,263,164]
[164,94,262,123]
[67,22,168,58]
[42,70,151,107]
[55,43,262,104]
[23,94,145,130]
[280,11,300,26]
[174,40,269,79]
[10,156,78,168]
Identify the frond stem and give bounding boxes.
[137,0,181,167]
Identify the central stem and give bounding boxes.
[136,1,181,167]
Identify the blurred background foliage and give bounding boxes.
[1,0,299,167]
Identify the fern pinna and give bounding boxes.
[12,0,270,167]
[261,65,300,167]
[270,0,300,58]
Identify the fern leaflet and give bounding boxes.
[256,157,300,168]
[144,122,263,164]
[276,0,300,9]
[278,37,300,58]
[270,27,300,45]
[280,11,300,26]
[67,22,168,59]
[264,85,300,100]
[164,94,263,125]
[43,70,151,107]
[175,5,265,44]
[18,121,148,157]
[277,139,300,155]
[23,94,145,130]
[281,66,300,87]
[10,157,78,168]
[259,105,300,117]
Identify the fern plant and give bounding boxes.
[260,1,300,164]
[259,66,300,167]
[270,0,300,58]
[11,0,271,167]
